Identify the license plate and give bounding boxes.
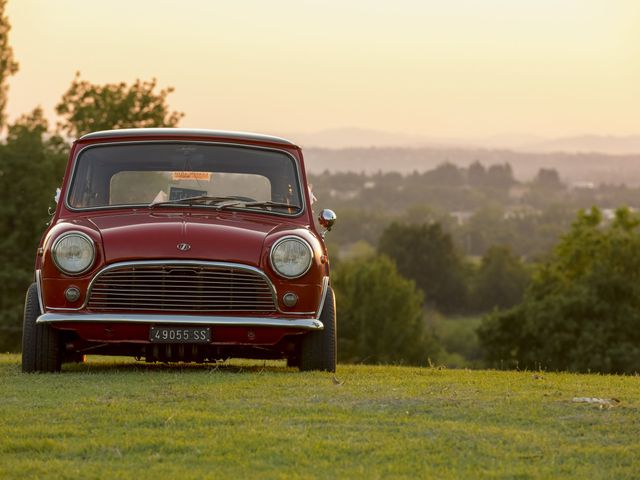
[149,326,211,343]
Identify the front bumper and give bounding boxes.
[36,313,323,330]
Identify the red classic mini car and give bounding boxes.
[22,129,337,372]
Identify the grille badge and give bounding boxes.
[177,243,191,251]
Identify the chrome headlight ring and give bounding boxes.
[269,236,314,279]
[51,231,96,275]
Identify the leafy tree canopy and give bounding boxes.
[0,0,19,130]
[0,108,67,350]
[485,163,515,189]
[533,168,563,190]
[378,222,469,313]
[473,245,530,311]
[423,162,464,187]
[479,207,640,373]
[333,254,440,365]
[467,160,487,187]
[55,72,184,138]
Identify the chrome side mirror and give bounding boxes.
[318,209,336,236]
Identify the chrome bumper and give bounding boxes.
[36,313,324,330]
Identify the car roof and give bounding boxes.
[78,128,296,146]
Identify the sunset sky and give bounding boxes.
[6,0,640,139]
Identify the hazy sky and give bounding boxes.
[6,0,640,139]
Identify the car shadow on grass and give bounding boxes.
[62,357,291,374]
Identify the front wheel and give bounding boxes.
[22,283,62,373]
[299,287,336,372]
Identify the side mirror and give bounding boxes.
[318,209,337,234]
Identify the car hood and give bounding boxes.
[87,211,292,266]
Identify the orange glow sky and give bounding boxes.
[6,0,640,139]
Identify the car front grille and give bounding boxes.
[87,262,277,313]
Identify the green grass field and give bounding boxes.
[1,354,639,479]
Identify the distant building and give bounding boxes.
[571,181,595,190]
[450,211,473,225]
[601,207,636,221]
[504,206,541,219]
[329,189,359,200]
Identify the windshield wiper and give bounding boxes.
[149,195,300,213]
[216,200,301,212]
[245,201,300,210]
[149,195,251,208]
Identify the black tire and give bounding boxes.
[299,287,336,372]
[22,283,62,373]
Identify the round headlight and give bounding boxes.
[270,236,313,279]
[52,232,95,275]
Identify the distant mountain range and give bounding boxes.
[285,128,640,155]
[525,135,640,155]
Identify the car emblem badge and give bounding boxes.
[177,243,191,252]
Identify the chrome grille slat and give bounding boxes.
[91,293,273,299]
[88,300,276,305]
[102,270,259,276]
[88,302,277,307]
[94,280,264,288]
[100,273,261,280]
[86,298,271,307]
[94,278,266,283]
[87,262,277,312]
[95,277,265,283]
[84,307,275,312]
[91,287,272,293]
[85,306,276,312]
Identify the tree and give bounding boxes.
[333,255,440,365]
[423,162,464,187]
[485,163,515,189]
[532,168,563,190]
[55,73,184,138]
[0,109,67,350]
[0,0,19,130]
[467,161,487,187]
[378,222,470,312]
[458,205,511,256]
[472,246,530,311]
[478,207,640,373]
[401,204,455,232]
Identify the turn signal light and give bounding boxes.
[282,292,298,307]
[65,286,81,303]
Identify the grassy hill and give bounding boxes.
[1,354,638,479]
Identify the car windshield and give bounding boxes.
[67,142,303,215]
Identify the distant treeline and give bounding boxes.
[304,147,640,186]
[310,163,640,260]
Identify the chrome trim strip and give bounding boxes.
[64,141,306,219]
[35,270,45,314]
[269,235,314,280]
[36,313,323,330]
[45,260,281,312]
[316,276,330,318]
